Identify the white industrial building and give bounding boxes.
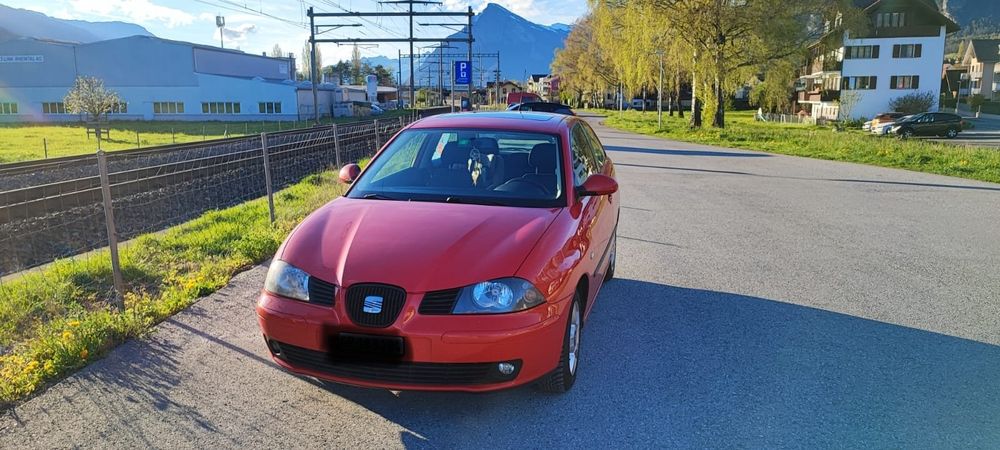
[0,35,392,122]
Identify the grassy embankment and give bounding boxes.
[0,168,354,407]
[0,110,410,163]
[599,110,1000,184]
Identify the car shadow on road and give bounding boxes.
[320,279,1000,448]
[605,145,770,158]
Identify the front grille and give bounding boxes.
[345,283,406,328]
[308,277,337,306]
[418,288,461,314]
[274,341,519,385]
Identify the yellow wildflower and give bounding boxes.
[79,348,89,359]
[67,320,81,327]
[62,330,74,341]
[24,360,39,372]
[43,361,54,373]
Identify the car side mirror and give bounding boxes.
[339,163,361,184]
[577,174,618,197]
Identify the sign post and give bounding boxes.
[454,60,470,111]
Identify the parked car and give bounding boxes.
[506,101,575,115]
[890,112,966,139]
[370,103,385,116]
[869,112,906,136]
[257,111,619,393]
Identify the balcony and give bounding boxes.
[854,25,942,38]
[806,59,842,76]
[797,90,840,103]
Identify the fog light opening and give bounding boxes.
[497,362,516,376]
[267,338,282,356]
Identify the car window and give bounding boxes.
[571,124,599,186]
[581,123,607,168]
[350,128,565,208]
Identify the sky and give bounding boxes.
[5,0,586,63]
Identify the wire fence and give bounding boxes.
[0,115,419,282]
[755,112,819,125]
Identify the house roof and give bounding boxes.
[968,39,1000,63]
[857,0,959,33]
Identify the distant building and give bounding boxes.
[526,74,559,102]
[0,35,378,122]
[960,39,1000,100]
[486,80,522,104]
[795,0,959,120]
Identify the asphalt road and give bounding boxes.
[3,113,999,448]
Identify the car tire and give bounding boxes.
[537,293,582,393]
[899,128,914,139]
[946,128,958,139]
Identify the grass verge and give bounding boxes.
[0,110,411,163]
[0,168,351,407]
[598,110,1000,184]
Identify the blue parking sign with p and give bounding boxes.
[455,61,470,85]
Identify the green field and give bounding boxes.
[0,110,411,164]
[599,110,1000,185]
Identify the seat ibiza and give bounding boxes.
[257,111,619,393]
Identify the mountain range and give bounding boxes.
[0,4,152,43]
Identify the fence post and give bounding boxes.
[260,133,276,224]
[43,138,48,159]
[171,127,175,144]
[332,123,341,168]
[135,130,140,148]
[373,119,380,151]
[97,150,126,311]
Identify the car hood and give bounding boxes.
[280,198,561,291]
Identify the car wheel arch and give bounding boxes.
[575,275,590,317]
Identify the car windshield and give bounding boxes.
[348,128,565,207]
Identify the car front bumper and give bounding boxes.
[256,290,571,392]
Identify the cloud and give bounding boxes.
[67,0,195,28]
[215,23,258,43]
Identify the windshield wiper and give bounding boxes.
[443,196,506,206]
[361,192,401,201]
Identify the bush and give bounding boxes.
[888,91,936,114]
[968,94,986,109]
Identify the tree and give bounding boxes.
[270,44,283,58]
[372,64,394,86]
[837,90,861,120]
[351,45,363,84]
[300,40,323,81]
[64,76,120,123]
[642,0,863,128]
[889,91,937,115]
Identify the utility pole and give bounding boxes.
[308,8,319,124]
[467,6,474,107]
[398,49,403,109]
[308,2,473,113]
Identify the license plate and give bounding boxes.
[328,332,405,361]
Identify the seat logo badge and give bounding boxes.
[363,296,383,314]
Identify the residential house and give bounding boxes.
[526,74,560,102]
[486,80,522,104]
[961,39,1000,100]
[795,0,959,120]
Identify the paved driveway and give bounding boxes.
[2,113,999,448]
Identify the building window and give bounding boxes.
[0,102,17,115]
[876,12,905,28]
[258,102,282,114]
[154,102,184,114]
[892,44,922,58]
[844,45,879,59]
[202,102,240,114]
[842,76,877,90]
[109,102,128,114]
[42,102,67,114]
[890,76,920,90]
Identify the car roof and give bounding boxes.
[409,111,574,133]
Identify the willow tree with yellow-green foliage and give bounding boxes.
[551,14,619,108]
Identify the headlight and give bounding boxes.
[451,277,546,314]
[264,260,310,301]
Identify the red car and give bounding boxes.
[257,111,619,393]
